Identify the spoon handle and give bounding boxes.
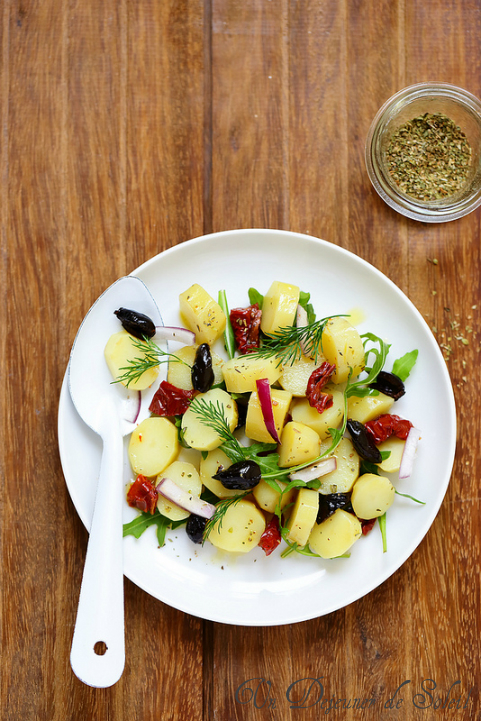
[70,406,125,687]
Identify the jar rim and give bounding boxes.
[365,83,481,222]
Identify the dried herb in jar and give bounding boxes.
[386,112,472,201]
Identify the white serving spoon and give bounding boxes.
[68,276,161,688]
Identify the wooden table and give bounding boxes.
[2,1,479,719]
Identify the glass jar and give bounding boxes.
[365,82,481,222]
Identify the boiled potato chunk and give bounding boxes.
[347,392,394,423]
[167,345,224,390]
[222,355,282,393]
[128,417,179,477]
[286,488,319,546]
[253,479,296,514]
[181,388,237,451]
[179,284,226,345]
[157,461,202,521]
[317,437,360,494]
[245,388,292,443]
[278,421,321,468]
[309,509,362,559]
[290,390,344,441]
[199,448,239,499]
[104,330,159,391]
[260,281,300,336]
[378,437,405,472]
[278,354,326,396]
[351,473,395,519]
[320,317,365,384]
[207,500,266,553]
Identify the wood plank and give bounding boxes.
[126,0,205,267]
[344,0,409,291]
[1,1,68,718]
[404,0,481,704]
[211,0,289,231]
[289,0,350,245]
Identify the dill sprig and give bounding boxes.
[188,398,245,461]
[203,492,251,541]
[248,315,346,367]
[113,336,188,387]
[189,397,279,472]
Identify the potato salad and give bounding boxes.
[105,281,421,560]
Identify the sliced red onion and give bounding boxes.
[154,326,196,345]
[256,378,281,444]
[289,457,337,482]
[296,304,309,356]
[399,426,421,479]
[121,391,141,424]
[156,477,216,519]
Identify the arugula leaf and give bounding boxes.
[229,441,280,477]
[392,349,419,382]
[346,333,391,398]
[359,451,390,476]
[123,509,186,547]
[346,386,379,398]
[200,487,219,505]
[395,490,425,505]
[218,290,236,360]
[174,416,191,449]
[378,513,387,553]
[298,290,316,324]
[263,477,283,494]
[360,459,380,476]
[248,287,264,308]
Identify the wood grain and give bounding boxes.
[1,1,480,719]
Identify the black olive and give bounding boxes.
[316,493,353,524]
[186,514,207,544]
[370,370,405,400]
[346,419,382,464]
[114,307,156,339]
[191,343,215,392]
[213,460,261,490]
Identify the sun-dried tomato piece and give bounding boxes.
[361,518,376,535]
[127,475,158,514]
[364,414,413,444]
[306,362,336,413]
[230,304,262,354]
[258,516,281,556]
[149,381,196,417]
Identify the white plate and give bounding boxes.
[58,229,456,625]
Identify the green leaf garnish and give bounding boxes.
[395,490,425,505]
[248,287,264,308]
[392,349,419,382]
[123,508,185,547]
[218,290,236,360]
[378,513,387,553]
[298,290,316,324]
[346,333,391,398]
